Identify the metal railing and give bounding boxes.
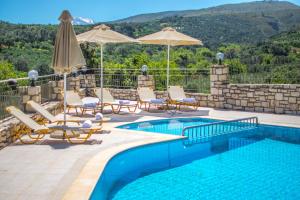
[0,74,60,120]
[90,68,210,93]
[182,117,258,140]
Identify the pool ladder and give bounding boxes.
[182,117,259,141]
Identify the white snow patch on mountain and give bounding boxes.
[72,17,94,25]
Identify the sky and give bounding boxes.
[0,0,299,24]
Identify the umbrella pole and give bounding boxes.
[63,72,67,138]
[100,44,104,112]
[64,73,67,124]
[167,44,170,89]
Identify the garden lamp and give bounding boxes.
[216,52,224,65]
[28,70,39,87]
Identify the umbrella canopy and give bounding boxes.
[52,10,86,73]
[76,24,138,110]
[138,27,202,88]
[51,10,86,125]
[138,27,202,46]
[77,24,137,44]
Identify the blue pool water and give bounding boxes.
[117,117,222,135]
[91,118,300,200]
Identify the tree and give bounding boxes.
[35,63,53,75]
[0,60,18,80]
[14,58,29,72]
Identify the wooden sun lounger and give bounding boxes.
[6,106,102,144]
[66,90,100,115]
[94,88,138,114]
[27,100,110,125]
[168,86,200,110]
[137,87,168,111]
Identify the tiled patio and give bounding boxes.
[0,107,300,200]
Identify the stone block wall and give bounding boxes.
[186,93,214,107]
[18,86,41,112]
[224,84,300,114]
[210,65,228,108]
[138,75,155,89]
[79,74,96,88]
[50,80,64,101]
[67,76,80,91]
[109,88,138,101]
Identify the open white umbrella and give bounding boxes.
[76,24,138,110]
[52,10,86,124]
[138,27,202,88]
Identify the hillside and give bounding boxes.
[0,1,299,83]
[115,1,299,23]
[111,1,300,47]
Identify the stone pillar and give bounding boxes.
[210,65,229,108]
[138,75,155,89]
[18,86,41,112]
[50,80,64,101]
[67,76,80,91]
[79,74,96,88]
[79,74,96,96]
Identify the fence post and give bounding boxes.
[210,65,229,108]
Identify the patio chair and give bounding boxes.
[27,100,110,125]
[94,88,138,114]
[137,87,168,111]
[66,90,99,115]
[6,106,102,144]
[167,86,200,110]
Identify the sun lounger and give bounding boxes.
[27,100,110,125]
[66,90,100,115]
[167,86,200,110]
[6,106,102,144]
[137,87,168,111]
[94,88,138,114]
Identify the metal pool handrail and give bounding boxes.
[182,117,258,139]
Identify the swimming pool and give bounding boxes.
[117,117,222,135]
[91,118,300,200]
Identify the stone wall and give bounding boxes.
[18,86,41,112]
[138,75,155,89]
[210,65,300,115]
[79,74,96,89]
[210,65,228,108]
[109,88,138,101]
[50,80,64,101]
[224,84,300,114]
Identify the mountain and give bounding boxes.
[110,1,300,48]
[114,1,300,23]
[72,17,94,25]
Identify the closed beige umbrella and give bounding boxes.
[138,27,202,88]
[52,10,86,123]
[77,24,138,109]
